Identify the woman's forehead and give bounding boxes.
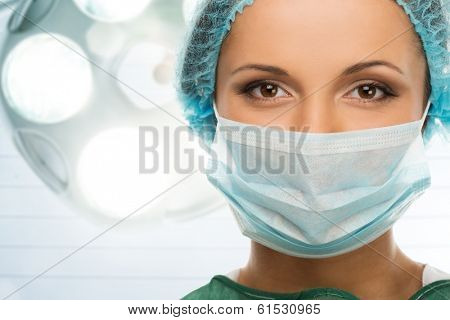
[221,0,420,73]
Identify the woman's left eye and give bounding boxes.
[345,82,396,103]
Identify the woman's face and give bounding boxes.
[214,0,428,132]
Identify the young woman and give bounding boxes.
[174,0,450,299]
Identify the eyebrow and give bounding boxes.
[231,64,290,76]
[231,60,404,77]
[341,60,404,76]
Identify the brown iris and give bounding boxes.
[358,85,377,99]
[260,83,278,97]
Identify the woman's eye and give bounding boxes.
[245,82,290,100]
[346,83,395,103]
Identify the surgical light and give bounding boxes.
[0,0,224,225]
[77,128,172,218]
[2,33,92,124]
[116,42,176,109]
[182,0,200,23]
[73,0,152,23]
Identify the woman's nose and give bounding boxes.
[285,96,340,133]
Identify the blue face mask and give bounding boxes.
[206,101,432,258]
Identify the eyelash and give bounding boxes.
[346,81,397,104]
[236,81,287,104]
[238,80,397,104]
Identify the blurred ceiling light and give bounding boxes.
[116,42,176,109]
[1,33,92,124]
[0,0,223,224]
[182,0,200,23]
[77,128,172,218]
[86,23,126,58]
[73,0,152,23]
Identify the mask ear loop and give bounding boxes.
[212,100,220,120]
[420,99,432,130]
[210,100,221,145]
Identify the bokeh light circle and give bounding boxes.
[77,127,172,219]
[73,0,152,23]
[1,33,92,124]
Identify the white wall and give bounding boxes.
[394,139,450,270]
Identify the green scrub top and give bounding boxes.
[182,275,450,300]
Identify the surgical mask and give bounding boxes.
[206,100,432,258]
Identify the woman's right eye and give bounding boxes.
[243,81,291,102]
